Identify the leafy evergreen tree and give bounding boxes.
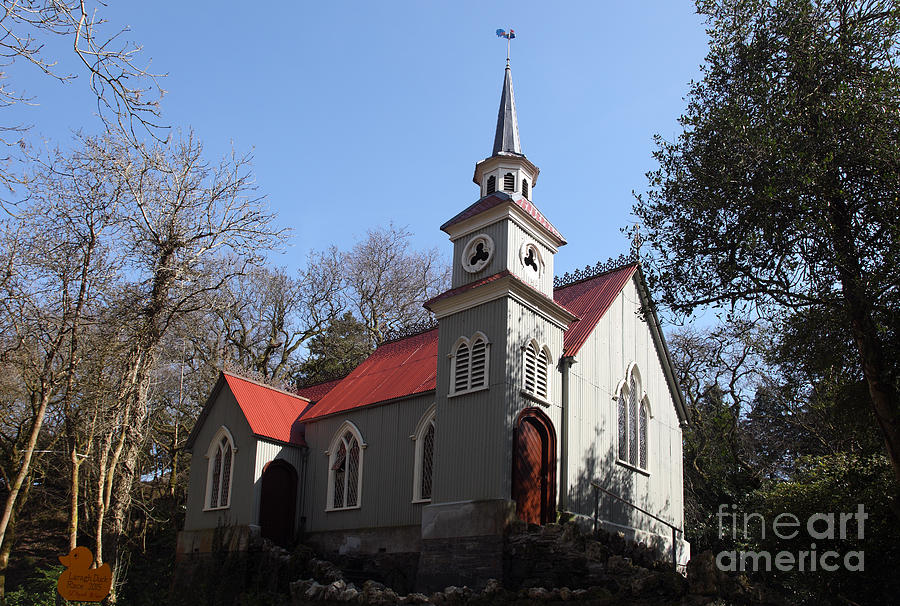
[636,0,900,491]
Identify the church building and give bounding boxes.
[177,59,690,588]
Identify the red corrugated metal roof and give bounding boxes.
[554,263,638,356]
[440,192,565,244]
[296,377,344,403]
[298,264,636,422]
[223,372,308,446]
[300,328,439,421]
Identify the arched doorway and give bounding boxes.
[259,459,298,547]
[511,408,556,525]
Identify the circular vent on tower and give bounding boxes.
[462,234,494,273]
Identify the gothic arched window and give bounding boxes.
[327,422,365,510]
[206,427,235,510]
[412,405,436,502]
[617,366,650,471]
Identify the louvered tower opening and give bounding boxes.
[535,348,549,399]
[454,343,470,392]
[523,343,537,393]
[521,178,529,199]
[503,172,515,192]
[486,175,496,194]
[470,339,487,389]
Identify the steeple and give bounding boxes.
[492,59,522,156]
[473,61,539,198]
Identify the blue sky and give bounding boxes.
[10,1,709,278]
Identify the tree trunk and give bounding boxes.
[0,390,52,553]
[828,191,900,494]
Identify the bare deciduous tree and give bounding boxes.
[343,223,448,347]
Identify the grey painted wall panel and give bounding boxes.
[432,296,565,504]
[302,393,434,533]
[184,387,256,531]
[506,221,555,297]
[565,276,684,534]
[450,220,509,288]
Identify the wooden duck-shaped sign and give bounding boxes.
[57,546,112,602]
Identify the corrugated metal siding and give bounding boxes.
[554,264,638,356]
[507,221,555,297]
[184,388,256,530]
[432,297,565,503]
[450,220,509,288]
[302,393,435,532]
[565,276,683,534]
[254,440,307,530]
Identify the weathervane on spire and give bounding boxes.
[496,28,516,64]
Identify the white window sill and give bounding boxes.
[411,498,432,505]
[325,505,362,513]
[449,385,489,398]
[615,458,650,477]
[202,505,231,512]
[521,390,551,407]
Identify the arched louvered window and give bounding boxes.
[536,348,549,399]
[413,405,436,502]
[486,175,496,194]
[328,422,364,510]
[522,341,551,401]
[521,178,529,198]
[503,172,515,192]
[206,427,235,510]
[450,333,490,395]
[470,337,487,389]
[523,342,537,394]
[617,366,649,471]
[453,342,469,393]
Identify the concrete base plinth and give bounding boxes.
[417,499,516,591]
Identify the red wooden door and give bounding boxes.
[259,460,297,547]
[513,419,544,524]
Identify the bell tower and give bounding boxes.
[418,59,576,590]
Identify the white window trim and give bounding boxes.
[203,426,237,511]
[448,332,491,397]
[324,420,367,512]
[521,340,553,404]
[615,365,651,474]
[411,404,437,504]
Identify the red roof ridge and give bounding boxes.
[222,369,309,402]
[553,261,640,292]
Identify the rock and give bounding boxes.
[527,586,552,600]
[289,578,314,602]
[482,578,502,596]
[686,551,720,596]
[401,592,430,604]
[558,586,572,601]
[337,587,359,602]
[310,558,344,584]
[304,581,324,601]
[324,580,346,600]
[607,554,634,573]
